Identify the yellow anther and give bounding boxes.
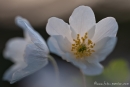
[87,49,90,52]
[88,39,92,45]
[84,35,87,38]
[72,44,75,46]
[90,45,93,48]
[91,50,95,52]
[73,39,76,41]
[81,37,84,39]
[81,37,85,41]
[72,47,75,49]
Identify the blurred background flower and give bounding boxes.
[3,16,49,84]
[0,0,130,87]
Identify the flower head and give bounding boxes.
[46,6,118,75]
[3,16,49,83]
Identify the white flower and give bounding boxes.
[3,16,49,83]
[46,6,118,75]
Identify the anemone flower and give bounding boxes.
[3,16,49,84]
[46,5,118,75]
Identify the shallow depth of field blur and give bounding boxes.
[0,0,130,87]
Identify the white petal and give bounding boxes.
[3,63,27,82]
[15,16,49,51]
[70,26,77,39]
[71,25,95,40]
[62,53,87,69]
[92,17,118,43]
[62,53,103,75]
[86,54,99,63]
[47,37,64,56]
[53,35,71,53]
[86,37,117,63]
[10,43,48,84]
[93,37,117,62]
[69,6,96,36]
[3,37,27,62]
[87,25,95,39]
[81,62,103,75]
[24,43,48,63]
[10,60,48,84]
[46,17,72,42]
[23,31,31,42]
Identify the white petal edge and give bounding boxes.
[10,59,48,84]
[62,53,87,69]
[81,62,103,75]
[3,63,27,82]
[52,35,72,53]
[94,37,117,62]
[47,37,64,56]
[23,31,31,43]
[71,25,95,40]
[62,53,103,76]
[10,43,48,83]
[24,43,48,63]
[15,16,49,52]
[46,17,72,42]
[87,37,117,63]
[87,25,95,39]
[3,37,27,62]
[69,5,96,36]
[92,17,118,43]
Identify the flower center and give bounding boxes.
[71,33,95,59]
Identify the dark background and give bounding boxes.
[0,0,130,87]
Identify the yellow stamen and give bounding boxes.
[71,32,95,59]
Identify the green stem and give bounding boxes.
[48,55,60,86]
[80,70,87,87]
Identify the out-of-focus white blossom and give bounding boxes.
[3,16,49,84]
